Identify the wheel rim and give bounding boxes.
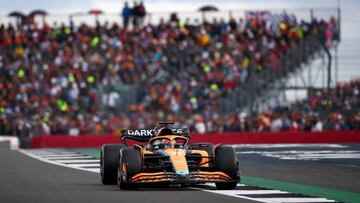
[121,163,127,181]
[117,166,122,185]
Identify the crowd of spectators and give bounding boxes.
[0,7,347,138]
[222,78,360,133]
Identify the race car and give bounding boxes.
[100,121,240,190]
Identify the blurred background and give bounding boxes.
[0,0,359,148]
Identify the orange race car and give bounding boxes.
[100,121,240,190]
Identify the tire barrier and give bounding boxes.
[0,136,20,149]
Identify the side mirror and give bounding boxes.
[182,128,190,137]
[121,129,129,137]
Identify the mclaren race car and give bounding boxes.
[100,121,240,189]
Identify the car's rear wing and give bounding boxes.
[120,128,190,146]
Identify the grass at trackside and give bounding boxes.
[71,148,101,159]
[71,148,360,203]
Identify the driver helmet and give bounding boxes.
[157,127,174,136]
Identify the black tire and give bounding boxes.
[191,143,214,157]
[100,144,126,185]
[118,148,142,190]
[214,146,238,190]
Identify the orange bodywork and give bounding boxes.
[124,135,234,184]
[190,150,209,167]
[164,148,189,174]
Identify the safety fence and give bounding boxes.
[31,131,360,148]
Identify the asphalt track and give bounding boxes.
[0,149,256,203]
[236,144,360,193]
[1,144,360,203]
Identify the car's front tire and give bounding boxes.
[117,148,142,190]
[100,144,126,185]
[214,146,239,190]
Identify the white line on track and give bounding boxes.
[66,164,100,167]
[204,183,246,187]
[232,144,346,148]
[255,198,336,202]
[47,156,95,160]
[191,186,267,203]
[32,153,83,157]
[86,168,100,173]
[18,149,100,174]
[56,160,99,164]
[290,154,360,158]
[225,190,289,195]
[34,153,84,157]
[237,150,360,160]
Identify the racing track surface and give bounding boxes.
[0,149,257,203]
[236,144,360,193]
[1,144,360,203]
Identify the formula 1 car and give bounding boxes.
[100,121,240,190]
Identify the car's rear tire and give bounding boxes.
[214,146,238,190]
[100,144,126,185]
[191,143,214,157]
[118,148,142,190]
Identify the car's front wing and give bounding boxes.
[128,171,236,184]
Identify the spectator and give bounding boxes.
[132,1,140,29]
[170,12,179,24]
[122,2,132,29]
[137,1,146,27]
[270,113,283,131]
[312,116,323,131]
[194,115,206,134]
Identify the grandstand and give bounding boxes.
[1,3,360,203]
[0,3,359,147]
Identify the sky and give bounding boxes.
[0,0,359,39]
[0,0,351,13]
